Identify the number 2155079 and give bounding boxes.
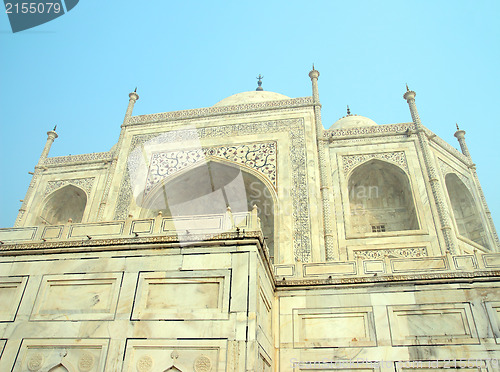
[5,2,62,14]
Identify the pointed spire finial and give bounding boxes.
[347,105,351,116]
[256,74,264,91]
[406,83,409,92]
[312,63,315,70]
[134,87,137,93]
[53,125,57,131]
[456,123,460,130]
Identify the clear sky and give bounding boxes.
[0,1,499,232]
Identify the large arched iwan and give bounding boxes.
[140,160,277,259]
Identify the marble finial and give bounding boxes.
[256,74,264,91]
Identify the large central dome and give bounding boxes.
[213,91,290,107]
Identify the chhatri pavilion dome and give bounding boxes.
[331,106,377,129]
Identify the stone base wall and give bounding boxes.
[0,241,274,371]
[277,281,500,371]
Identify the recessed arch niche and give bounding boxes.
[164,367,182,372]
[48,364,69,372]
[140,160,277,258]
[347,159,419,234]
[38,184,87,225]
[445,173,489,248]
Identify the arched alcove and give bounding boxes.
[38,184,87,224]
[48,364,69,372]
[164,367,182,372]
[445,173,489,248]
[141,160,276,258]
[348,160,419,234]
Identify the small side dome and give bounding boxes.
[331,114,377,129]
[213,91,290,107]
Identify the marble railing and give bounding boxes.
[274,250,500,282]
[0,208,261,246]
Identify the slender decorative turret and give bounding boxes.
[308,65,320,102]
[454,124,471,159]
[454,124,500,248]
[38,127,58,163]
[309,65,335,260]
[123,88,139,125]
[15,126,59,227]
[403,87,457,254]
[98,89,139,221]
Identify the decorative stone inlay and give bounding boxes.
[136,355,153,372]
[115,118,312,262]
[355,247,428,260]
[43,152,112,165]
[27,353,44,371]
[78,352,95,372]
[326,122,413,138]
[144,142,277,197]
[45,177,95,197]
[194,355,212,372]
[127,97,313,125]
[342,151,408,175]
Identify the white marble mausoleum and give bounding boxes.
[0,69,499,371]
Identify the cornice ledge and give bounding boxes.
[43,152,113,166]
[276,269,500,288]
[325,122,414,139]
[0,230,265,254]
[127,97,314,125]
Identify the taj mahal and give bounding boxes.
[0,68,498,371]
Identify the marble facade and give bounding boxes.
[0,69,499,371]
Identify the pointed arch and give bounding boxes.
[348,159,419,234]
[38,184,87,224]
[445,173,489,248]
[163,366,182,372]
[140,159,277,259]
[48,364,70,372]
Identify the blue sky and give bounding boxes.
[0,1,499,231]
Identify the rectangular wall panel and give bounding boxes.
[30,272,122,321]
[13,338,109,372]
[388,303,479,346]
[293,307,376,348]
[0,276,28,321]
[0,227,37,242]
[122,339,226,372]
[69,221,124,237]
[132,270,230,320]
[485,301,500,344]
[391,257,447,273]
